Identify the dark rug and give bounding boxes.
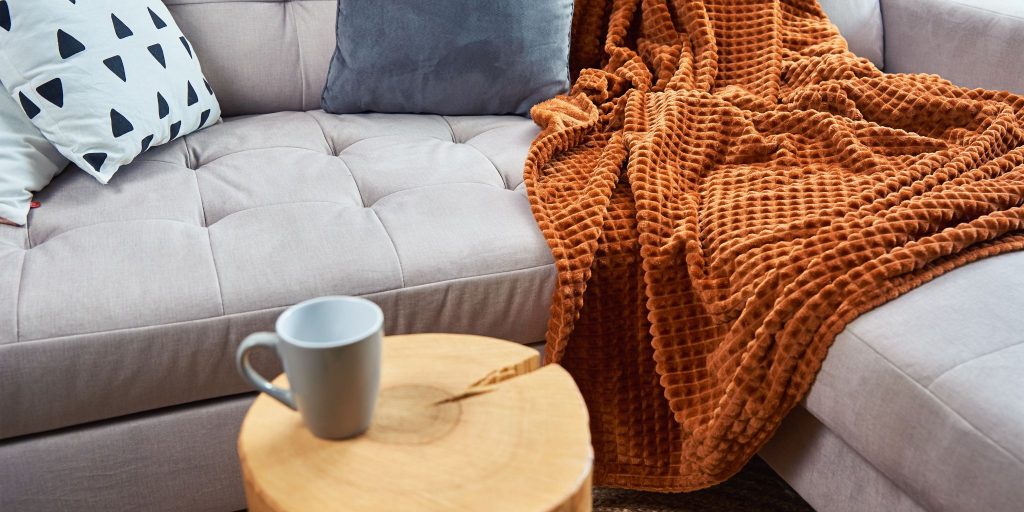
[593,457,813,511]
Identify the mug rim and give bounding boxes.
[275,296,384,349]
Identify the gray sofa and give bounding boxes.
[0,0,1021,510]
[760,2,1024,512]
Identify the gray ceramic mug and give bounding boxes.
[236,296,383,439]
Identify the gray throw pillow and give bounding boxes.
[321,0,573,116]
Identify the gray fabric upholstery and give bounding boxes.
[761,406,928,512]
[321,0,572,115]
[819,0,884,69]
[0,395,251,512]
[801,250,1024,512]
[0,111,554,440]
[163,0,338,116]
[3,3,1021,512]
[165,0,883,117]
[882,0,1024,94]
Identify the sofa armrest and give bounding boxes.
[881,0,1024,94]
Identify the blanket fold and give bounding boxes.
[526,0,1024,491]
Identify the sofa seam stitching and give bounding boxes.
[440,116,458,142]
[334,133,455,158]
[196,146,326,167]
[303,111,336,155]
[942,0,1024,22]
[206,229,226,316]
[190,128,463,168]
[844,329,1024,466]
[26,218,211,248]
[13,250,27,343]
[128,158,190,168]
[371,182,515,207]
[332,154,366,207]
[5,263,554,345]
[464,141,509,190]
[23,183,517,247]
[465,122,530,141]
[190,168,226,316]
[7,392,257,441]
[927,340,1024,384]
[368,209,405,288]
[288,2,308,109]
[183,133,195,170]
[26,215,35,248]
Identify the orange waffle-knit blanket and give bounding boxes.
[526,0,1024,491]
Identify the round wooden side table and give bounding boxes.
[237,333,593,512]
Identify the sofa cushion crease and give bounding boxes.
[801,250,1024,512]
[0,111,555,441]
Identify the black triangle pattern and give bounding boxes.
[103,55,126,82]
[36,78,64,107]
[180,36,193,58]
[6,4,219,170]
[0,1,11,32]
[157,92,169,119]
[57,29,86,59]
[110,109,134,138]
[111,14,133,39]
[186,81,198,106]
[148,8,167,29]
[83,153,107,172]
[19,92,40,119]
[147,44,166,68]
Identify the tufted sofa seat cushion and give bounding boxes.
[0,111,554,440]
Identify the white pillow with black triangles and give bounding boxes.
[0,0,220,183]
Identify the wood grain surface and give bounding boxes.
[238,334,593,512]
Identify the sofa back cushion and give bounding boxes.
[819,0,885,69]
[881,0,1024,94]
[166,0,886,117]
[164,0,337,116]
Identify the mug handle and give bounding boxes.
[236,332,298,410]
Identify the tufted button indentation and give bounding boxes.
[198,148,363,224]
[209,203,404,314]
[307,111,456,154]
[0,109,557,443]
[27,161,205,244]
[460,121,541,191]
[341,136,504,205]
[373,184,552,287]
[185,112,333,167]
[18,221,222,340]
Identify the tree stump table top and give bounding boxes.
[237,333,593,512]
